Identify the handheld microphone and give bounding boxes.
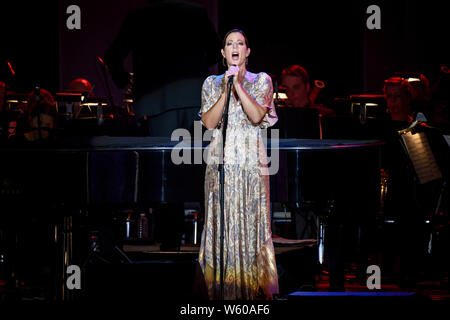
[228,64,237,82]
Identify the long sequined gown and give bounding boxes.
[198,71,279,300]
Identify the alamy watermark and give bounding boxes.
[366,264,381,289]
[66,5,81,30]
[66,264,81,290]
[170,121,280,175]
[66,264,382,290]
[366,5,381,30]
[66,5,380,31]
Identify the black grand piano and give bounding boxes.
[0,135,383,299]
[0,136,382,205]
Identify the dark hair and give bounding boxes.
[222,29,249,48]
[281,65,310,85]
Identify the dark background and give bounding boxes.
[1,0,448,105]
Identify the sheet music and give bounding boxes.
[401,132,442,184]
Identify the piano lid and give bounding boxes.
[0,136,384,152]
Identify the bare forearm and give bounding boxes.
[201,92,226,130]
[235,83,267,124]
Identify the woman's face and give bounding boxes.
[385,85,410,121]
[221,32,250,68]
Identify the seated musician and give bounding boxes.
[280,64,335,117]
[391,73,435,123]
[381,75,433,288]
[23,88,57,142]
[383,76,413,124]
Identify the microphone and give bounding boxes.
[228,64,237,82]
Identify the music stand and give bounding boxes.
[398,124,448,255]
[398,125,442,185]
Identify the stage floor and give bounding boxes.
[120,242,449,302]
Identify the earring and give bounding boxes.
[222,57,227,67]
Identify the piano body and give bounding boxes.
[0,136,383,299]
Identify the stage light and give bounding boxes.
[273,92,287,100]
[81,102,108,107]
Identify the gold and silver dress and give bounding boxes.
[198,71,279,300]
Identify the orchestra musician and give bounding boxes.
[280,64,335,117]
[23,88,57,142]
